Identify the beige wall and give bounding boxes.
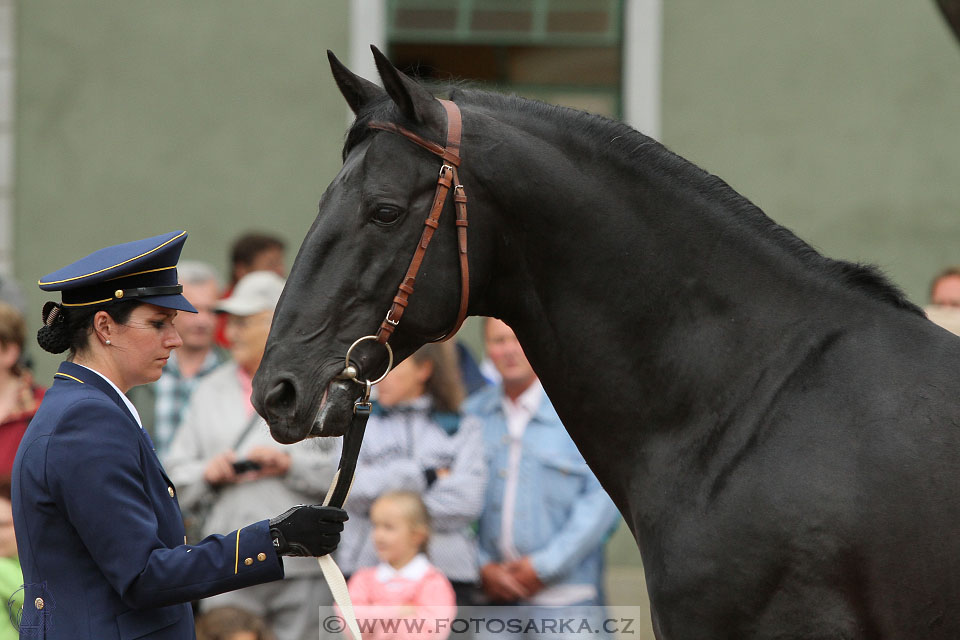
[14,1,351,381]
[661,1,960,303]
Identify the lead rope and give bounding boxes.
[317,341,390,640]
[318,401,369,640]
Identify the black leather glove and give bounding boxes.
[269,505,348,557]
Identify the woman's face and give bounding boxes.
[224,310,273,375]
[108,304,182,389]
[375,357,432,407]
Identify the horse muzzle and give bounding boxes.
[258,372,358,443]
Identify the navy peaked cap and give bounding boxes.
[38,230,198,312]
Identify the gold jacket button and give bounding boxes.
[244,557,253,566]
[35,597,44,610]
[168,486,175,498]
[257,553,267,562]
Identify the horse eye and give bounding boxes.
[373,205,402,226]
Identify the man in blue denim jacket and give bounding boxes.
[464,318,620,610]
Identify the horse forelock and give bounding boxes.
[342,96,397,160]
[338,83,922,317]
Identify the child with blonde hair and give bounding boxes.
[346,491,456,640]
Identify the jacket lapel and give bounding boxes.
[55,362,174,484]
[57,361,138,424]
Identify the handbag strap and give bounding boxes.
[231,411,263,453]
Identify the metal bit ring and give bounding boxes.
[342,335,394,386]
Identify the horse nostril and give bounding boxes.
[263,377,298,419]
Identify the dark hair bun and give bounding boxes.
[37,322,70,354]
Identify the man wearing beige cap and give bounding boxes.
[165,271,341,640]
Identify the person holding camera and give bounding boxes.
[12,232,346,640]
[163,269,341,640]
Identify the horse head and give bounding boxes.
[253,47,490,443]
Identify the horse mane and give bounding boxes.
[343,86,923,317]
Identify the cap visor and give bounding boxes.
[140,293,198,313]
[214,299,268,316]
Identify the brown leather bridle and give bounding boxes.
[367,99,469,345]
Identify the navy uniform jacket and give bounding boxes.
[11,362,285,639]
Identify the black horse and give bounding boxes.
[253,47,960,638]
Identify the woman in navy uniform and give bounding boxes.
[11,231,346,639]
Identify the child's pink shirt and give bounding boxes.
[346,554,456,640]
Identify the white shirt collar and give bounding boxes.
[514,378,543,414]
[502,378,543,439]
[374,553,431,583]
[76,364,144,428]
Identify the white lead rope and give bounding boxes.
[318,555,360,640]
[319,465,362,639]
[317,340,391,640]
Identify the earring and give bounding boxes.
[105,339,111,345]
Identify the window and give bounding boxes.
[387,0,623,118]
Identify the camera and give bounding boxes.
[231,459,262,474]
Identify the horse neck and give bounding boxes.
[469,114,865,513]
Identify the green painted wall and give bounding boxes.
[15,0,351,381]
[661,1,960,307]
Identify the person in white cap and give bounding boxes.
[165,271,341,640]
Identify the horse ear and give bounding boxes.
[328,50,385,115]
[371,45,445,127]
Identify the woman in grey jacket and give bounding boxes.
[335,341,487,606]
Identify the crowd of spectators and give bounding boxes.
[8,230,960,640]
[141,231,619,639]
